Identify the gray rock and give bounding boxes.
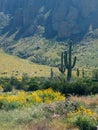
[0,0,98,41]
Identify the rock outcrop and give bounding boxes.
[0,0,98,41]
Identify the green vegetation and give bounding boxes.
[0,33,98,130]
[0,33,98,69]
[75,39,98,68]
[0,94,97,130]
[0,56,97,130]
[0,88,65,110]
[75,115,96,130]
[0,3,98,130]
[92,69,98,80]
[0,74,98,95]
[58,41,78,81]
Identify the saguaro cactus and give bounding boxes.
[58,52,66,74]
[82,68,85,78]
[64,40,76,81]
[50,68,53,79]
[77,68,80,77]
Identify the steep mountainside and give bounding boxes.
[0,0,98,40]
[0,0,98,68]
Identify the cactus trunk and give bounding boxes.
[67,67,72,81]
[58,52,66,74]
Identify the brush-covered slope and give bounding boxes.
[75,39,98,68]
[0,32,98,68]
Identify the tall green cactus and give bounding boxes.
[82,68,85,78]
[64,40,76,81]
[50,68,53,79]
[58,52,66,74]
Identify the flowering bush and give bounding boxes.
[0,88,65,110]
[67,106,98,130]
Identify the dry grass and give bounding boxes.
[0,49,59,77]
[0,49,79,78]
[69,94,98,107]
[27,120,78,130]
[0,105,79,130]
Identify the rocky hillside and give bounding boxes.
[0,0,98,68]
[0,0,98,41]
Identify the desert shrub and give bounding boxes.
[0,75,97,95]
[41,77,92,95]
[27,77,42,91]
[42,76,67,93]
[3,102,20,111]
[0,89,65,110]
[10,76,18,85]
[65,98,84,113]
[10,76,23,90]
[43,100,82,117]
[62,78,97,95]
[67,106,98,130]
[0,100,4,109]
[0,85,3,92]
[3,83,13,92]
[92,69,98,80]
[35,88,65,103]
[69,78,92,95]
[91,82,98,94]
[75,115,96,130]
[28,82,39,91]
[0,77,18,92]
[0,76,42,92]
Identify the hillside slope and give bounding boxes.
[75,39,98,68]
[0,49,58,77]
[0,0,98,68]
[0,33,98,68]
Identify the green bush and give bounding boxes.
[3,102,19,111]
[28,83,39,91]
[75,115,96,130]
[69,78,93,95]
[3,83,13,92]
[92,69,98,80]
[42,77,98,95]
[91,82,98,94]
[0,75,98,95]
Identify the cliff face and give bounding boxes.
[0,0,98,41]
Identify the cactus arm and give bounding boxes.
[71,56,76,68]
[59,67,65,74]
[61,52,64,66]
[58,52,66,74]
[64,51,69,68]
